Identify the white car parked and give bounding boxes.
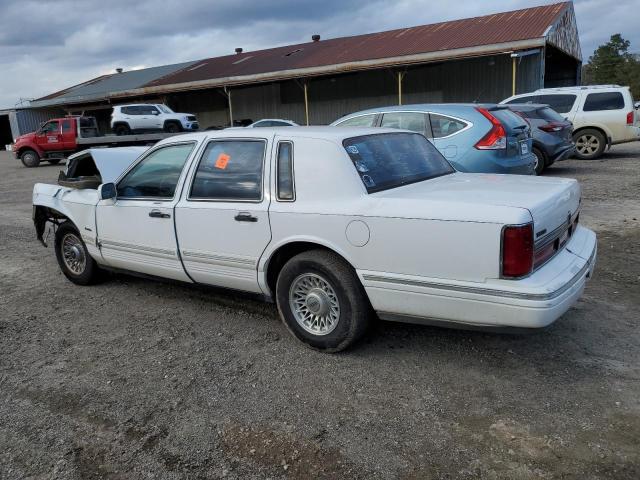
[502,85,639,159]
[110,104,199,135]
[32,128,596,351]
[246,119,299,128]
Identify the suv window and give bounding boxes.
[190,140,266,201]
[336,114,376,127]
[430,114,467,138]
[380,112,427,134]
[343,132,454,193]
[537,94,577,114]
[276,142,294,201]
[117,143,195,199]
[583,92,625,111]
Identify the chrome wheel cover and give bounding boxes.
[289,273,340,336]
[576,134,600,156]
[61,233,86,275]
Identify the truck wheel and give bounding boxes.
[573,129,606,160]
[114,124,131,136]
[532,147,546,175]
[275,249,371,352]
[54,222,105,285]
[48,159,62,165]
[164,122,181,133]
[20,150,40,168]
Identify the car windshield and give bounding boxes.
[157,105,173,114]
[343,132,454,193]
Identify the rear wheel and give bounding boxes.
[532,147,546,175]
[275,250,371,352]
[20,149,40,168]
[54,222,105,285]
[573,129,606,160]
[114,124,131,136]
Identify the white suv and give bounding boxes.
[502,85,639,159]
[111,104,199,135]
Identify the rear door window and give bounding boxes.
[537,94,577,114]
[429,114,468,138]
[336,114,377,127]
[380,112,428,134]
[583,92,625,111]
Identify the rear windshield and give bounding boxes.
[537,107,565,122]
[492,108,528,132]
[343,133,454,193]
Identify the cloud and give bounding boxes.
[0,0,638,108]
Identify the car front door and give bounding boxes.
[174,137,272,293]
[35,120,64,152]
[95,141,197,281]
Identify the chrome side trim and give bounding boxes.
[362,261,590,302]
[100,239,176,258]
[182,250,256,269]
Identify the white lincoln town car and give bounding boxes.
[32,127,597,351]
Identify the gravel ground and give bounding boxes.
[0,144,639,480]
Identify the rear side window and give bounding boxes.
[537,94,577,114]
[430,114,468,138]
[62,120,73,133]
[583,92,625,111]
[190,140,266,201]
[380,112,427,134]
[117,143,195,199]
[276,142,294,201]
[336,114,376,127]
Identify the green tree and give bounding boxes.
[583,34,640,98]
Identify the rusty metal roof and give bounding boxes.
[143,2,572,90]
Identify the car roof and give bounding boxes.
[155,126,406,145]
[333,103,496,121]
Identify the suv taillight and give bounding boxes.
[502,224,533,278]
[475,107,507,149]
[627,111,634,125]
[539,122,565,132]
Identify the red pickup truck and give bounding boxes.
[13,116,177,167]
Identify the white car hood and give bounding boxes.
[373,172,581,236]
[66,147,148,183]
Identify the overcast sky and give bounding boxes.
[0,0,638,109]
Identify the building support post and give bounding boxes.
[303,80,310,126]
[512,56,517,96]
[224,86,233,126]
[397,71,405,105]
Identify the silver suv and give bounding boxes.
[110,104,199,135]
[502,85,639,159]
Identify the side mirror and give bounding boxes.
[99,182,117,200]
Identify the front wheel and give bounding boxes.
[54,222,105,285]
[276,250,371,352]
[164,122,181,133]
[573,129,606,160]
[20,150,40,167]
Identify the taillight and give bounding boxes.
[627,111,634,125]
[475,107,507,150]
[539,122,565,132]
[502,224,533,278]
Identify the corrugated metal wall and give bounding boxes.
[9,108,65,137]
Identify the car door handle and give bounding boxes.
[149,210,171,219]
[234,212,258,222]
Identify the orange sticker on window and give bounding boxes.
[215,153,230,169]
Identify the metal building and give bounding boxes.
[2,1,581,142]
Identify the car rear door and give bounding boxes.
[61,119,76,150]
[174,136,272,293]
[429,113,471,160]
[95,141,197,281]
[573,91,629,142]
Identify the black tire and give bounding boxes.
[532,147,546,175]
[48,159,62,165]
[114,124,131,136]
[54,222,105,285]
[20,149,40,168]
[164,121,181,133]
[275,249,371,352]
[573,129,606,160]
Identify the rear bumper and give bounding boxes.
[549,144,575,163]
[360,226,597,331]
